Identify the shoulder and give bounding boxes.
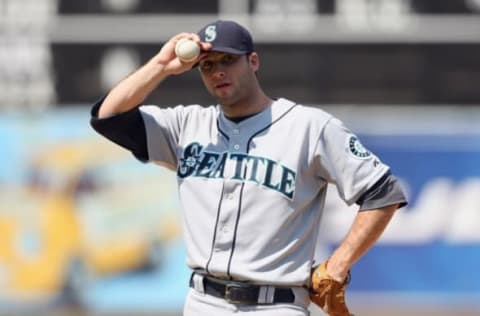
[139,103,219,120]
[275,98,334,128]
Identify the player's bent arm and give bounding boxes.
[325,204,398,282]
[325,171,407,281]
[98,60,170,118]
[97,32,211,118]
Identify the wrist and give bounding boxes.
[141,58,172,83]
[147,56,168,72]
[325,259,350,283]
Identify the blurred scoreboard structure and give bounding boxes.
[411,0,480,13]
[49,0,480,105]
[57,0,480,15]
[58,0,219,13]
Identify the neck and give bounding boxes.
[221,90,272,118]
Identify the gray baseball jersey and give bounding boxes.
[136,97,389,286]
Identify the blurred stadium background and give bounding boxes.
[1,0,480,315]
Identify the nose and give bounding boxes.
[212,68,226,79]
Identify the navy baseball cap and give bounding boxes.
[197,20,254,55]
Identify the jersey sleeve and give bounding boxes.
[356,171,408,210]
[90,97,185,171]
[315,117,390,206]
[90,97,149,162]
[138,105,184,170]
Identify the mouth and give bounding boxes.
[215,82,231,89]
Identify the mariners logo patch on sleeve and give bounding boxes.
[348,136,371,159]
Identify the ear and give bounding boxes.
[248,52,260,72]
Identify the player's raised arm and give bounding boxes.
[97,33,211,118]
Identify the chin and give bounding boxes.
[215,95,235,106]
[221,98,241,108]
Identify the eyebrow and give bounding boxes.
[202,53,229,61]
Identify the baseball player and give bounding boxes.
[90,20,407,316]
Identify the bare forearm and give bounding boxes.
[326,204,398,281]
[98,58,168,118]
[97,32,211,119]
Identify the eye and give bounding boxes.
[221,54,237,65]
[200,60,213,72]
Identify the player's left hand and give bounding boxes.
[310,260,354,316]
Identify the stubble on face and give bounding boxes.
[200,53,263,117]
[215,64,254,103]
[217,73,259,118]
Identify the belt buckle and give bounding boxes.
[225,283,256,304]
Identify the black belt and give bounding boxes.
[189,273,295,305]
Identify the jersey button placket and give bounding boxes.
[208,129,245,272]
[230,128,242,152]
[208,180,239,271]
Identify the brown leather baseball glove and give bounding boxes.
[310,260,353,316]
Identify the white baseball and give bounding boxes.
[175,38,200,62]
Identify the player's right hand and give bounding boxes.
[153,32,211,75]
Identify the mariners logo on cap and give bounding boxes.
[205,25,217,42]
[348,136,371,158]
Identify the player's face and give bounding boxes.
[198,52,258,107]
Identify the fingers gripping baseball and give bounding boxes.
[156,33,210,74]
[310,261,354,316]
[175,38,200,62]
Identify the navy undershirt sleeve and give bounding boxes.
[356,171,408,211]
[89,97,149,162]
